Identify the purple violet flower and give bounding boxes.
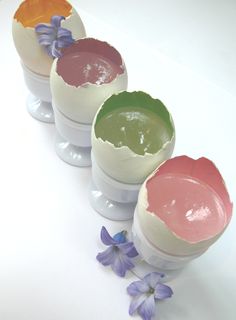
[96,226,138,277]
[35,15,75,58]
[127,272,173,320]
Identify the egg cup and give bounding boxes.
[90,91,175,221]
[12,0,86,123]
[50,38,128,167]
[130,156,233,280]
[130,209,205,281]
[89,153,141,220]
[22,63,54,123]
[53,103,92,166]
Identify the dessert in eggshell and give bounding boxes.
[12,0,86,76]
[50,38,128,124]
[92,91,175,184]
[136,156,233,256]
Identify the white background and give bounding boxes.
[0,0,236,319]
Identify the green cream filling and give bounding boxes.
[95,91,174,156]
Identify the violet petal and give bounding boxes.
[120,254,135,270]
[138,295,156,320]
[129,294,147,316]
[118,242,139,257]
[111,253,134,277]
[126,246,139,258]
[51,41,62,58]
[100,226,116,246]
[57,27,73,39]
[144,272,165,289]
[96,247,116,266]
[127,280,149,296]
[51,15,65,28]
[111,255,126,277]
[118,242,134,254]
[56,37,74,48]
[35,24,54,34]
[38,34,55,46]
[154,283,173,300]
[44,45,54,57]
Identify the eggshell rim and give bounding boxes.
[142,156,233,244]
[54,37,126,88]
[92,90,175,157]
[13,6,74,30]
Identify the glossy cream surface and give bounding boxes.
[147,173,226,242]
[92,91,175,184]
[14,0,72,27]
[95,106,172,155]
[136,156,233,255]
[51,38,127,123]
[57,52,122,87]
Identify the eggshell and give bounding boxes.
[92,136,175,184]
[91,91,175,184]
[50,39,128,124]
[12,7,86,76]
[136,156,233,256]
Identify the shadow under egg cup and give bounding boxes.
[53,103,91,167]
[89,153,141,221]
[130,156,233,281]
[22,63,54,123]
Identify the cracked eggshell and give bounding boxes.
[91,91,175,184]
[12,7,86,76]
[50,38,128,124]
[136,156,233,256]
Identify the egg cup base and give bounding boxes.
[55,132,91,167]
[131,211,205,275]
[130,255,183,283]
[27,94,54,123]
[89,180,136,221]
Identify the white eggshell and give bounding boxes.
[136,176,222,256]
[91,111,175,184]
[50,60,128,124]
[12,8,86,76]
[61,8,86,41]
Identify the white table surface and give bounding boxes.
[0,1,235,319]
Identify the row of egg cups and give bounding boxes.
[19,35,232,279]
[12,2,185,277]
[21,37,175,220]
[22,44,232,280]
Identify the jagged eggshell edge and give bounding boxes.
[50,57,128,124]
[12,7,86,76]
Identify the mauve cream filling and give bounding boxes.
[146,156,232,243]
[57,38,124,87]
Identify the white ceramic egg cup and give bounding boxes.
[89,153,141,221]
[53,103,92,167]
[130,209,207,281]
[22,63,54,123]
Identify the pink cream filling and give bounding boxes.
[57,38,124,87]
[146,156,233,243]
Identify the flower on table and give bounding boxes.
[127,272,173,320]
[35,15,75,58]
[96,226,138,277]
